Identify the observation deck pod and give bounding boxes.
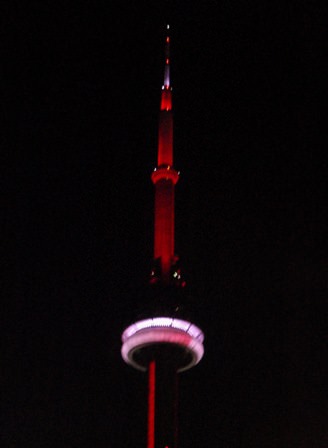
[121,317,204,372]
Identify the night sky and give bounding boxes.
[5,2,327,447]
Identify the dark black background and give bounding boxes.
[4,1,327,447]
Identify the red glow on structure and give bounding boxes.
[158,105,173,164]
[153,30,177,279]
[153,180,175,277]
[160,89,172,111]
[151,167,179,185]
[148,361,156,448]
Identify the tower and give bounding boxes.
[121,25,204,448]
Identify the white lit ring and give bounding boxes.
[122,317,204,342]
[121,318,204,372]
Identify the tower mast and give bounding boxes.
[121,25,204,448]
[151,24,179,282]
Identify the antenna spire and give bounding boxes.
[160,24,172,111]
[151,23,177,279]
[163,24,170,89]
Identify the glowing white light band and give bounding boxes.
[121,317,204,372]
[122,317,204,342]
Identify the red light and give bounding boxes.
[166,37,170,43]
[160,89,172,111]
[147,361,156,448]
[166,58,169,64]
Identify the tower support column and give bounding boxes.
[154,179,175,279]
[148,354,179,448]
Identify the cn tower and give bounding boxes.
[121,25,204,448]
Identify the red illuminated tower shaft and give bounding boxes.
[151,33,179,281]
[148,27,180,448]
[121,25,204,448]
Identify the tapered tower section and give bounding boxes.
[121,25,204,448]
